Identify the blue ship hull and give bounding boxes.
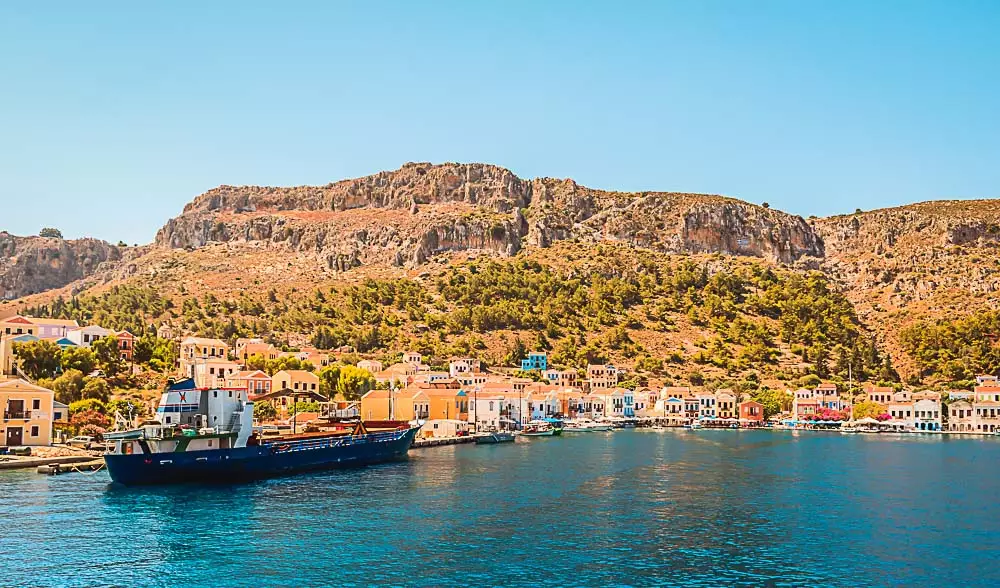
[104,428,419,486]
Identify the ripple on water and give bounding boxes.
[1,432,999,587]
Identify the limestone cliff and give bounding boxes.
[0,233,123,300]
[155,162,823,269]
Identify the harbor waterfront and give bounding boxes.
[2,430,999,587]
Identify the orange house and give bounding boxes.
[115,330,135,361]
[739,400,765,424]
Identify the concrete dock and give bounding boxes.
[411,436,475,449]
[0,455,98,471]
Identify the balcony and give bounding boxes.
[4,411,31,420]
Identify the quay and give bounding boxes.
[0,455,99,471]
[411,436,475,449]
[36,459,105,476]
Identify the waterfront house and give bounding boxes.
[866,385,894,405]
[684,397,700,420]
[913,397,942,431]
[468,394,504,431]
[947,400,975,432]
[225,370,272,395]
[66,324,110,347]
[520,352,548,372]
[0,377,54,447]
[423,385,468,422]
[26,317,80,339]
[973,386,1000,433]
[697,393,717,420]
[887,392,914,430]
[816,382,843,411]
[422,419,470,438]
[53,400,69,424]
[716,389,737,419]
[360,389,392,421]
[792,388,819,420]
[358,359,384,374]
[651,396,686,423]
[272,370,320,395]
[739,400,764,424]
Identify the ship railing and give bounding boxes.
[267,429,408,453]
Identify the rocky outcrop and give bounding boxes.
[155,162,823,268]
[0,233,123,299]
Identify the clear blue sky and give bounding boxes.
[1,1,997,244]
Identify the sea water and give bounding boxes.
[1,430,998,587]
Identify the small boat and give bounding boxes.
[841,425,859,434]
[521,425,555,437]
[564,419,612,432]
[474,431,515,444]
[683,421,703,430]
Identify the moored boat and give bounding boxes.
[474,431,516,444]
[521,422,556,437]
[103,380,418,486]
[564,419,613,432]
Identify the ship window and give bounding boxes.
[213,391,218,398]
[228,391,232,397]
[165,416,172,424]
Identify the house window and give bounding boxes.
[294,382,300,390]
[31,426,39,437]
[32,399,40,410]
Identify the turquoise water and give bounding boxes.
[2,430,998,587]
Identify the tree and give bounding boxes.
[70,410,111,433]
[246,353,268,372]
[13,340,62,380]
[852,400,885,420]
[81,378,111,402]
[60,346,96,375]
[39,227,63,238]
[751,388,790,419]
[503,337,528,367]
[335,366,375,401]
[53,369,86,404]
[107,398,145,422]
[318,365,342,398]
[92,336,123,377]
[69,398,106,414]
[254,401,277,422]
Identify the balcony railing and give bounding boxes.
[4,411,31,420]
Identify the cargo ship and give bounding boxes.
[102,380,419,486]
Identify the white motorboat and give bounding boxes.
[564,419,613,432]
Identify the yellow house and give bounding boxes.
[179,336,230,379]
[360,389,392,421]
[271,370,320,395]
[359,388,432,422]
[1,378,54,447]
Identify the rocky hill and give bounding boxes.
[0,233,124,300]
[154,162,824,271]
[2,163,998,385]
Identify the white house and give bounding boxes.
[66,325,111,347]
[696,393,717,420]
[913,397,942,431]
[468,395,504,431]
